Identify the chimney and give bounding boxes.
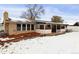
[3,11,9,22]
[3,11,9,34]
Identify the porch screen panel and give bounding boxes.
[40,25,44,29]
[57,25,60,29]
[46,24,51,29]
[31,24,34,30]
[27,24,30,30]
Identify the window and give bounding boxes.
[22,24,26,31]
[31,24,34,30]
[27,24,30,30]
[17,24,21,31]
[40,25,44,29]
[46,24,51,29]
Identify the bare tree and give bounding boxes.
[20,4,45,21]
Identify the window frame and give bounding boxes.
[22,24,26,31]
[17,24,21,31]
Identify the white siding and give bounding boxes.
[56,29,66,33]
[36,29,51,34]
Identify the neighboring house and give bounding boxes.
[3,11,68,35]
[66,22,79,32]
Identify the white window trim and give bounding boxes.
[21,24,22,31]
[17,24,22,31]
[44,24,45,30]
[26,24,27,31]
[30,24,31,31]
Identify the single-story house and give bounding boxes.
[3,11,68,35]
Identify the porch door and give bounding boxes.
[52,24,56,32]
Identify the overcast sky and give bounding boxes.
[0,4,79,24]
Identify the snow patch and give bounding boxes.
[0,38,15,41]
[0,32,79,54]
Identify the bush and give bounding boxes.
[0,32,8,37]
[0,30,4,32]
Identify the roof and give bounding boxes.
[36,20,68,25]
[42,20,68,24]
[9,17,34,23]
[8,17,68,25]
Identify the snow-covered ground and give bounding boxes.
[0,38,15,41]
[0,32,79,54]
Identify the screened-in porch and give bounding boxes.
[52,24,67,33]
[36,23,67,34]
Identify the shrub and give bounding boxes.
[0,32,8,37]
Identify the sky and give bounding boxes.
[0,4,79,24]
